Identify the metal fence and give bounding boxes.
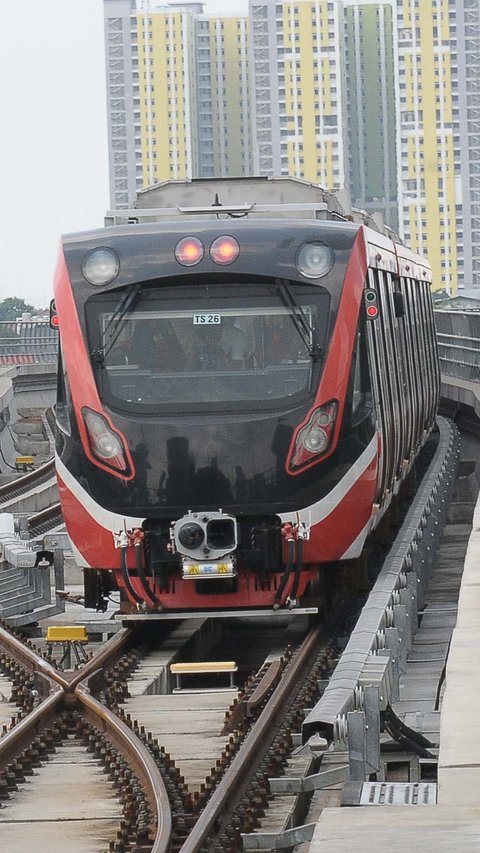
[434,311,480,383]
[0,321,58,365]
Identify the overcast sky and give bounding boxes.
[0,0,247,309]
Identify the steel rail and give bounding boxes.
[28,502,63,536]
[0,624,133,695]
[0,624,133,691]
[67,626,134,691]
[77,682,172,852]
[179,625,322,853]
[0,678,64,771]
[0,458,55,501]
[0,624,69,689]
[0,623,172,850]
[223,659,283,734]
[245,660,283,714]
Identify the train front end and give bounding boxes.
[54,218,378,614]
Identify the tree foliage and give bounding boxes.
[0,297,35,321]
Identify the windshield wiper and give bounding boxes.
[91,282,142,368]
[276,282,322,361]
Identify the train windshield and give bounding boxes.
[86,282,330,411]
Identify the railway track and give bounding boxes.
[0,618,332,852]
[0,626,172,851]
[0,459,55,504]
[0,415,477,851]
[0,458,64,538]
[27,502,64,537]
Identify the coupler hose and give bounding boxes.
[288,534,303,605]
[274,532,295,609]
[133,529,161,609]
[120,545,144,606]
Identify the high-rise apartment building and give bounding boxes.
[342,1,398,230]
[136,6,196,187]
[104,0,469,293]
[194,14,251,178]
[457,0,480,290]
[104,0,139,208]
[395,0,462,293]
[103,0,251,207]
[250,0,346,192]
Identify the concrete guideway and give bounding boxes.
[307,488,480,852]
[438,492,480,803]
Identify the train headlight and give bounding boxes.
[303,425,328,454]
[178,523,205,550]
[82,408,127,471]
[95,431,123,459]
[288,401,338,472]
[296,242,334,279]
[82,248,120,286]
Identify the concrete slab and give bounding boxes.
[0,741,121,852]
[309,806,480,852]
[124,691,234,710]
[437,496,480,804]
[120,690,236,792]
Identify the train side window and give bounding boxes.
[402,278,422,449]
[395,278,415,453]
[419,283,440,426]
[410,279,428,432]
[376,270,403,484]
[393,291,405,318]
[351,330,371,422]
[365,268,395,500]
[56,343,72,435]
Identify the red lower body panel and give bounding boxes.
[57,448,378,611]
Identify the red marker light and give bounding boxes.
[210,236,240,266]
[364,289,378,319]
[175,237,204,266]
[49,298,59,330]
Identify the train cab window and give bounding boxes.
[85,282,330,412]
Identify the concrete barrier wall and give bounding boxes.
[434,311,480,339]
[435,311,480,383]
[0,367,21,479]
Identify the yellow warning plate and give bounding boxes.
[182,560,235,579]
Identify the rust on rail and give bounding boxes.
[180,625,322,853]
[0,624,69,690]
[0,679,63,772]
[0,622,172,851]
[223,659,283,734]
[77,682,172,852]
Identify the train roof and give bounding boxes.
[107,176,398,241]
[63,214,361,247]
[136,176,349,218]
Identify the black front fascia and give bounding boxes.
[60,400,375,518]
